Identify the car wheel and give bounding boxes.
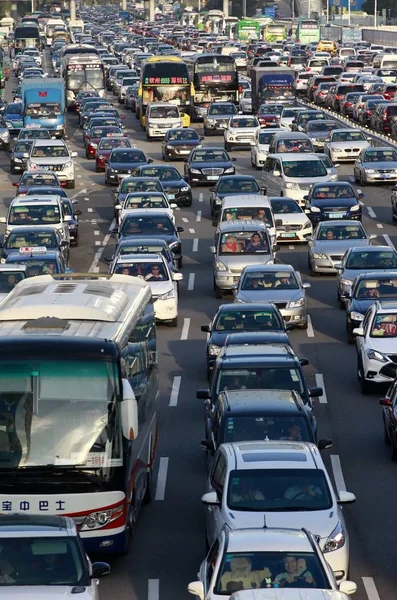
[67,180,75,189]
[177,257,183,269]
[225,142,231,152]
[190,178,196,188]
[169,316,178,327]
[357,358,370,394]
[146,134,151,142]
[347,328,354,345]
[392,207,397,222]
[185,197,192,207]
[298,320,308,330]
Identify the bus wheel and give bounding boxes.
[143,468,153,504]
[120,502,137,556]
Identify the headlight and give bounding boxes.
[366,349,389,362]
[5,122,12,128]
[0,131,9,139]
[323,522,345,553]
[289,297,305,308]
[64,161,73,168]
[98,155,106,160]
[330,173,338,180]
[190,168,201,174]
[166,145,174,150]
[207,118,215,124]
[180,186,190,192]
[0,258,6,264]
[313,253,327,259]
[90,143,98,149]
[303,220,312,229]
[14,157,22,163]
[332,148,343,153]
[350,204,360,212]
[56,124,64,130]
[159,288,175,300]
[81,504,124,531]
[341,278,353,286]
[224,167,234,173]
[208,344,221,356]
[310,206,321,212]
[285,182,299,189]
[169,241,180,250]
[216,261,227,271]
[365,168,376,174]
[350,311,364,321]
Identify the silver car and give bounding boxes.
[303,120,340,152]
[234,263,310,328]
[323,128,370,163]
[308,220,376,275]
[204,102,238,136]
[211,221,275,298]
[353,146,397,184]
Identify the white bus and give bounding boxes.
[0,273,159,556]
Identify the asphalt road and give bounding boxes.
[3,54,397,600]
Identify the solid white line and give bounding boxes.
[169,376,182,407]
[362,577,381,600]
[155,457,169,501]
[377,223,384,229]
[199,192,203,202]
[289,245,295,250]
[148,579,160,600]
[70,188,87,200]
[367,206,377,218]
[196,210,202,222]
[192,238,199,252]
[315,374,328,404]
[180,318,191,340]
[383,234,394,247]
[182,217,189,223]
[330,455,347,495]
[87,207,93,213]
[94,231,100,236]
[188,273,195,291]
[306,315,315,338]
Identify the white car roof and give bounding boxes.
[221,440,321,471]
[226,527,314,553]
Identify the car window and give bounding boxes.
[241,271,299,290]
[317,224,365,240]
[214,309,283,331]
[114,261,168,280]
[219,232,269,255]
[216,367,304,395]
[222,416,311,443]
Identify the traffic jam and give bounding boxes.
[0,4,396,600]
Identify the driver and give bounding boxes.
[274,556,315,588]
[284,482,323,500]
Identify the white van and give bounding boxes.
[145,102,182,141]
[1,196,70,244]
[219,195,277,247]
[380,54,397,69]
[307,57,330,73]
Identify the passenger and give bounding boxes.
[145,265,164,281]
[275,274,294,288]
[245,233,266,252]
[284,481,323,500]
[281,423,303,441]
[221,235,239,253]
[6,274,18,290]
[223,375,247,391]
[324,229,336,240]
[231,478,265,504]
[0,558,16,584]
[220,556,271,592]
[43,262,56,274]
[246,277,262,290]
[121,267,131,276]
[274,556,315,588]
[359,286,380,299]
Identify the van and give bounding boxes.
[145,102,182,141]
[307,57,329,73]
[380,54,397,69]
[218,195,276,245]
[1,196,70,244]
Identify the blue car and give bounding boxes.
[304,181,364,224]
[6,248,72,277]
[4,102,23,135]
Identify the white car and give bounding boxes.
[250,128,279,169]
[323,129,370,163]
[270,196,313,242]
[231,51,248,70]
[202,441,355,582]
[111,253,182,326]
[294,72,313,94]
[355,300,397,393]
[279,106,302,129]
[239,90,252,114]
[224,115,259,152]
[115,195,177,225]
[27,139,78,188]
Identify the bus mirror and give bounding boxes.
[121,379,139,441]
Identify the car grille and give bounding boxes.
[236,134,254,140]
[117,169,133,174]
[272,301,288,310]
[164,187,180,194]
[297,184,312,190]
[39,164,64,172]
[324,208,347,213]
[343,148,361,153]
[330,254,344,261]
[202,168,224,175]
[278,224,303,231]
[215,119,228,126]
[376,169,394,174]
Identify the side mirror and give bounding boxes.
[74,210,82,216]
[273,245,280,253]
[91,561,111,578]
[232,157,236,161]
[339,581,358,595]
[0,217,6,224]
[309,386,323,398]
[299,358,309,367]
[303,195,309,200]
[201,491,219,505]
[209,187,215,192]
[170,203,178,209]
[12,182,18,187]
[188,581,204,600]
[353,327,364,336]
[210,246,216,254]
[201,324,210,333]
[273,170,281,177]
[338,490,356,504]
[60,182,68,187]
[172,272,183,281]
[318,439,333,451]
[334,262,342,269]
[200,136,205,141]
[148,158,153,163]
[369,234,377,240]
[114,204,122,210]
[201,439,215,453]
[380,397,392,407]
[302,282,311,289]
[71,151,78,157]
[120,379,138,440]
[177,226,184,233]
[261,186,267,194]
[196,389,210,399]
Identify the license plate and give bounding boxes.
[381,174,393,178]
[239,139,251,143]
[207,175,219,180]
[329,212,344,218]
[179,150,190,154]
[167,194,175,199]
[280,232,296,238]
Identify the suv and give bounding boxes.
[27,139,78,189]
[327,83,365,112]
[196,342,323,408]
[0,514,110,593]
[371,103,397,134]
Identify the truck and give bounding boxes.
[320,25,362,45]
[251,67,296,113]
[21,79,66,138]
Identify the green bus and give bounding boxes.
[236,18,261,41]
[264,23,287,42]
[296,19,320,44]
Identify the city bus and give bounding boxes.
[0,273,159,556]
[185,54,239,120]
[13,24,40,55]
[138,56,192,126]
[235,18,261,41]
[64,55,106,109]
[264,23,287,42]
[296,19,321,44]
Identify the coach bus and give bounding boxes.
[296,18,321,44]
[0,273,159,556]
[14,23,40,55]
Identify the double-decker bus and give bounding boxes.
[138,56,192,126]
[0,273,158,556]
[185,54,239,120]
[235,18,261,41]
[264,23,287,42]
[296,19,321,44]
[13,24,40,55]
[64,55,106,108]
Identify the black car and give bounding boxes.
[161,128,203,161]
[209,174,264,218]
[134,164,192,207]
[201,389,329,455]
[114,211,184,268]
[345,271,397,344]
[10,139,33,174]
[1,226,70,264]
[304,182,364,224]
[105,148,152,185]
[184,146,235,187]
[201,303,289,379]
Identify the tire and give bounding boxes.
[143,467,153,504]
[298,320,308,330]
[177,257,183,269]
[146,134,151,142]
[393,209,397,222]
[185,198,192,207]
[67,180,75,189]
[169,316,178,327]
[357,357,370,394]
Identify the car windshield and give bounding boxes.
[364,149,397,162]
[111,150,146,163]
[19,173,59,186]
[230,118,258,128]
[120,216,174,235]
[276,140,313,153]
[6,257,60,276]
[371,312,397,337]
[139,167,180,181]
[91,127,121,137]
[20,130,51,139]
[222,416,311,443]
[168,130,199,141]
[214,309,283,332]
[355,278,397,299]
[0,536,90,586]
[5,231,57,249]
[31,146,69,158]
[0,271,25,292]
[346,251,397,269]
[312,184,354,199]
[298,113,326,123]
[281,109,300,118]
[6,105,22,115]
[214,551,330,594]
[219,232,269,255]
[99,138,130,150]
[241,271,299,290]
[307,121,338,132]
[114,261,168,280]
[218,179,259,194]
[124,195,168,209]
[259,104,283,116]
[258,132,276,144]
[9,205,61,226]
[208,104,237,115]
[149,106,179,119]
[317,224,365,240]
[222,207,272,224]
[216,367,304,395]
[120,180,162,193]
[14,141,33,153]
[271,199,302,213]
[192,149,229,162]
[227,468,333,511]
[282,160,327,177]
[331,131,366,142]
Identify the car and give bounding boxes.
[354,146,397,185]
[379,377,397,460]
[10,138,33,174]
[161,128,203,161]
[312,82,336,106]
[110,253,182,326]
[354,301,397,393]
[224,115,259,152]
[201,440,355,581]
[323,129,370,163]
[145,102,183,141]
[134,164,193,207]
[234,264,310,329]
[125,85,139,110]
[105,147,152,185]
[5,247,71,276]
[4,102,23,134]
[107,236,179,275]
[239,90,252,114]
[94,136,132,172]
[270,196,313,243]
[0,114,10,150]
[371,102,397,134]
[345,272,397,344]
[0,225,70,264]
[356,98,387,126]
[256,103,284,128]
[294,72,313,94]
[340,92,362,117]
[27,139,78,189]
[201,303,288,377]
[204,102,239,136]
[113,176,166,218]
[209,175,264,218]
[351,94,383,122]
[250,128,279,169]
[0,514,110,594]
[85,126,123,159]
[290,110,327,133]
[188,527,357,600]
[115,192,176,225]
[12,170,64,196]
[0,264,27,300]
[308,221,376,275]
[279,106,301,129]
[184,147,236,187]
[302,120,340,152]
[268,132,314,155]
[327,83,365,111]
[115,211,184,268]
[304,182,364,225]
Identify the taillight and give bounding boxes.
[383,114,388,120]
[336,94,343,100]
[366,110,372,114]
[345,102,352,106]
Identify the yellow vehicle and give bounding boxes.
[316,39,338,56]
[138,56,192,128]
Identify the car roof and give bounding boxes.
[8,225,58,233]
[216,303,279,315]
[217,220,269,233]
[116,253,164,263]
[222,440,320,471]
[7,251,60,261]
[375,300,397,312]
[243,263,295,274]
[0,514,75,536]
[12,196,61,206]
[226,527,315,553]
[32,139,68,147]
[349,245,394,254]
[222,195,270,208]
[220,389,304,414]
[222,343,294,358]
[267,153,321,161]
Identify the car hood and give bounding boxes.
[147,279,173,296]
[218,254,273,270]
[5,114,22,121]
[274,212,308,225]
[109,161,146,170]
[228,127,258,134]
[342,267,391,282]
[349,298,378,314]
[311,198,358,209]
[240,591,347,600]
[119,232,178,245]
[368,335,397,352]
[190,161,232,170]
[0,587,96,599]
[168,139,200,147]
[236,288,303,304]
[217,190,260,200]
[362,160,397,169]
[329,140,369,149]
[314,239,370,253]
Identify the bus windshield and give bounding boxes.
[66,65,104,90]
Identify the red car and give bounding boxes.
[257,104,283,128]
[12,170,65,195]
[95,136,132,172]
[85,126,123,159]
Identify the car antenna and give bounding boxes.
[263,515,267,529]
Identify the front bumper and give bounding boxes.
[204,120,228,132]
[310,254,341,274]
[329,149,362,162]
[164,146,195,159]
[226,136,256,147]
[279,306,307,326]
[214,271,241,290]
[363,171,397,183]
[282,188,309,207]
[153,297,178,321]
[189,171,228,184]
[321,546,349,582]
[361,355,397,385]
[309,211,361,224]
[276,227,312,242]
